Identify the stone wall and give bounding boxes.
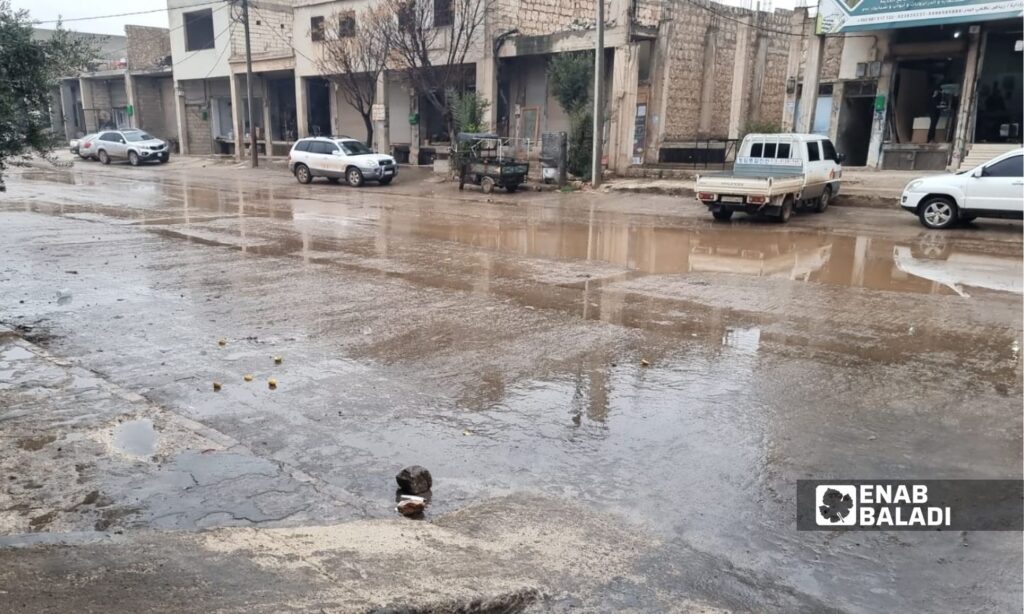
[821,36,844,82]
[135,77,172,138]
[185,104,214,154]
[126,26,171,71]
[233,2,292,59]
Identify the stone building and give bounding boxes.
[45,26,177,145]
[162,0,812,172]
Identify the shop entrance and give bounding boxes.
[890,57,963,145]
[835,81,876,166]
[974,28,1024,143]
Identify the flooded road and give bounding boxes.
[1,162,1021,612]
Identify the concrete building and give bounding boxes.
[42,27,178,146]
[161,0,812,172]
[789,0,1023,170]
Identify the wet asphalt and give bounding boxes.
[0,160,1021,612]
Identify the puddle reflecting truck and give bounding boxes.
[695,133,844,223]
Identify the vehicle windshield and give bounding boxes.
[124,132,156,142]
[340,141,372,155]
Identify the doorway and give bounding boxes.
[307,78,331,137]
[835,81,876,165]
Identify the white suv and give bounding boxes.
[901,148,1023,229]
[288,137,398,187]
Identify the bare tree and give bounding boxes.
[382,0,491,144]
[316,5,392,146]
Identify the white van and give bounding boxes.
[695,133,844,222]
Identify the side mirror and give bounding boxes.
[972,167,984,178]
[119,138,126,144]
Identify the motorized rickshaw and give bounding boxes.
[454,132,529,194]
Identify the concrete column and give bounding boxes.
[781,10,807,131]
[796,33,825,134]
[59,80,76,140]
[949,30,983,170]
[475,58,497,132]
[79,78,96,133]
[174,84,189,155]
[749,31,769,124]
[728,17,753,139]
[125,72,138,130]
[230,73,245,161]
[609,43,640,172]
[697,25,718,136]
[865,59,894,168]
[262,77,273,155]
[374,72,390,154]
[329,82,340,136]
[646,19,673,161]
[295,75,309,138]
[409,90,420,164]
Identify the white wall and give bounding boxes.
[169,0,234,82]
[838,33,890,81]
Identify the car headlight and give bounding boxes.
[906,180,924,192]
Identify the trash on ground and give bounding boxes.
[218,338,227,346]
[212,381,222,391]
[243,374,253,382]
[274,356,283,364]
[267,378,277,389]
[396,497,426,517]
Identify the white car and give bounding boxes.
[92,129,171,166]
[288,137,397,187]
[901,148,1023,229]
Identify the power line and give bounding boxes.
[31,0,226,26]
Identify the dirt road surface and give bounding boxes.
[1,160,1021,612]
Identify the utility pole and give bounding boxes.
[240,0,258,167]
[591,0,604,187]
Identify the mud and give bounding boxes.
[0,161,1021,612]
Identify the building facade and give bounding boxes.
[162,0,814,173]
[790,0,1023,170]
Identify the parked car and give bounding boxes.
[288,137,398,186]
[695,133,844,222]
[92,129,171,166]
[75,134,102,160]
[69,133,95,156]
[900,148,1023,229]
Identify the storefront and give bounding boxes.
[816,0,1023,170]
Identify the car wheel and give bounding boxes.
[294,164,312,184]
[128,151,140,166]
[712,208,733,221]
[814,186,832,213]
[379,177,393,186]
[481,176,495,194]
[98,150,110,165]
[327,177,340,184]
[919,196,958,229]
[346,167,364,187]
[775,196,793,223]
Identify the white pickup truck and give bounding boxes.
[695,133,844,222]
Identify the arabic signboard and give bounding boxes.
[816,0,1024,34]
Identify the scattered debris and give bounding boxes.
[396,495,426,517]
[243,374,253,382]
[640,359,650,367]
[56,289,72,304]
[212,381,222,391]
[218,338,227,346]
[65,270,78,275]
[268,378,278,389]
[273,356,283,364]
[396,465,433,495]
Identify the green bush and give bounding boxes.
[449,89,490,134]
[567,109,592,178]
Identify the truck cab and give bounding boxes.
[695,133,844,222]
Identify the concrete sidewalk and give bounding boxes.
[601,167,943,208]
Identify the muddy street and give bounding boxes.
[1,161,1021,613]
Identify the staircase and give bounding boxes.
[958,143,1022,170]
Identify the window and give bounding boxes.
[806,141,821,162]
[433,0,452,27]
[777,143,791,158]
[310,16,325,42]
[750,143,763,157]
[821,139,839,162]
[312,141,338,155]
[124,132,155,142]
[294,141,311,152]
[336,12,356,37]
[398,1,415,29]
[340,140,372,155]
[763,143,777,158]
[184,9,215,51]
[99,132,120,142]
[984,155,1023,178]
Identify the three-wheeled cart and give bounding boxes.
[454,132,529,194]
